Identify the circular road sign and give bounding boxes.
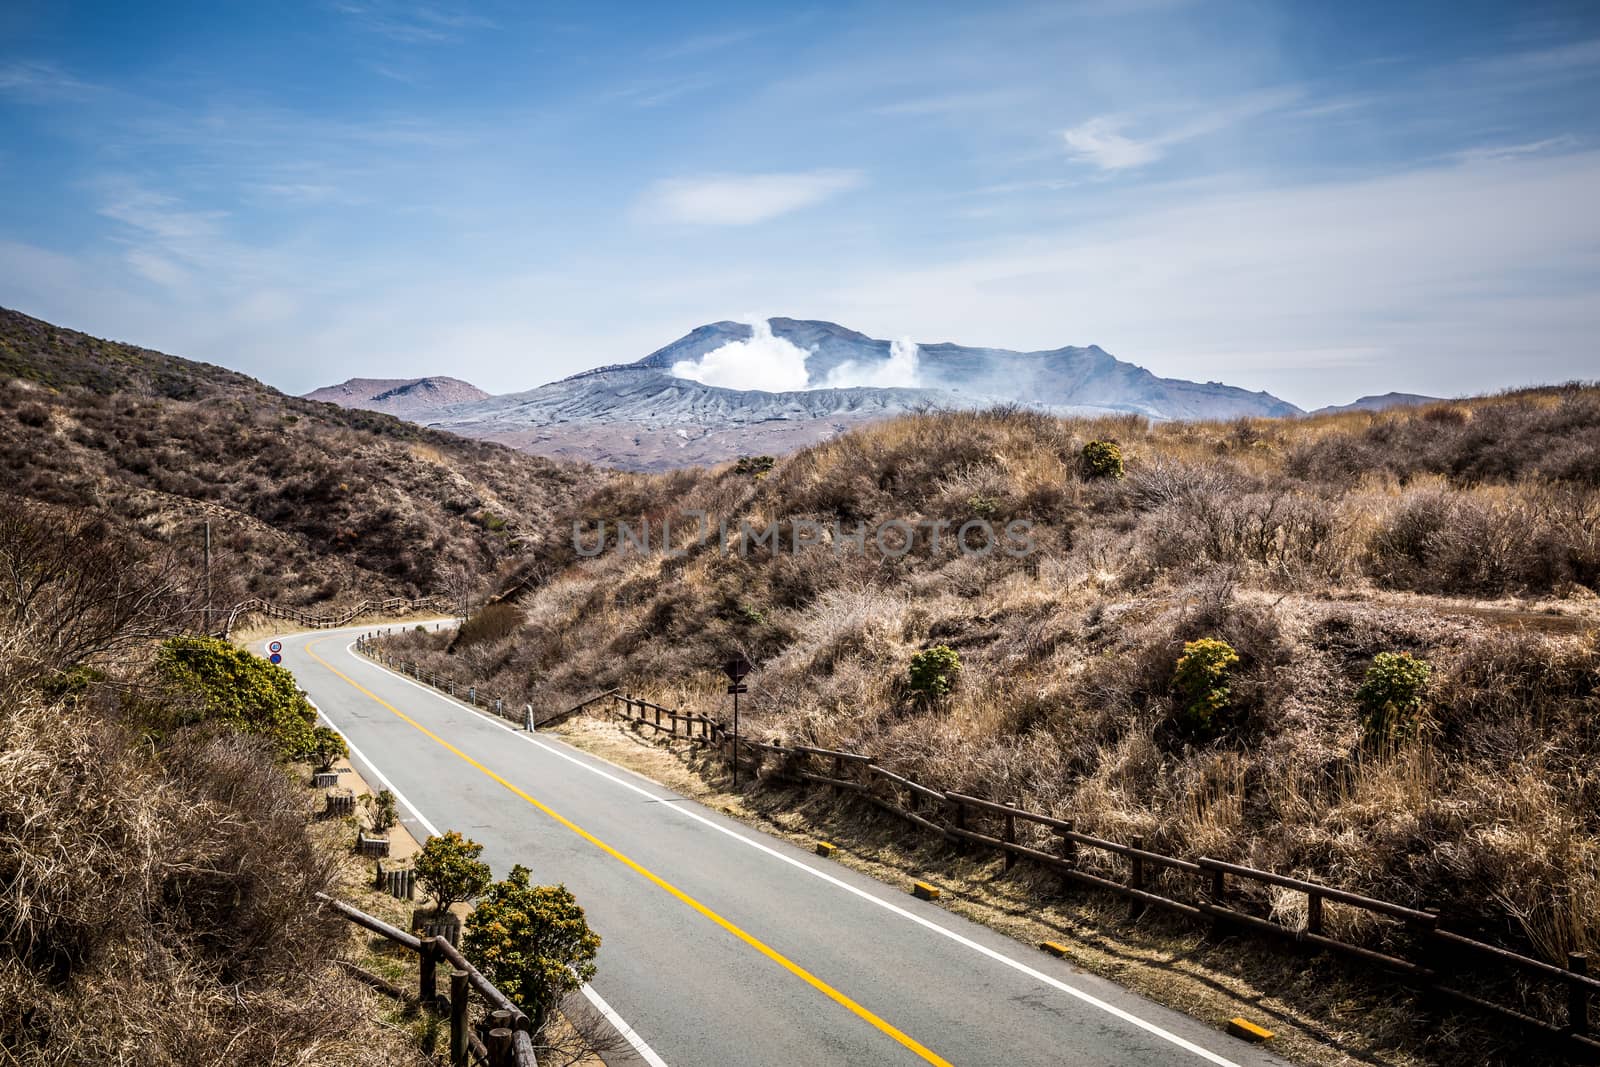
[269,641,283,653]
[269,653,283,665]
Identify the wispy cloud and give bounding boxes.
[1062,88,1302,171]
[639,170,864,226]
[1452,135,1580,164]
[0,60,97,100]
[331,1,495,44]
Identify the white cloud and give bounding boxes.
[670,318,814,390]
[822,148,1600,406]
[1061,117,1163,170]
[640,170,862,225]
[1063,88,1301,171]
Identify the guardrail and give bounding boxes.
[351,634,615,730]
[605,693,1597,1060]
[317,892,537,1067]
[219,595,452,637]
[349,637,1599,1059]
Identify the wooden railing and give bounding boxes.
[218,595,452,637]
[607,693,1598,1059]
[317,892,537,1067]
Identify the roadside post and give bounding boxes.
[524,704,534,731]
[723,655,752,786]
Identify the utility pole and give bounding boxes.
[203,520,212,634]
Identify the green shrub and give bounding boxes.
[415,830,492,915]
[967,494,1000,519]
[370,789,399,832]
[1172,638,1239,736]
[1356,652,1431,741]
[733,455,776,479]
[1080,440,1125,480]
[908,645,961,698]
[304,725,348,771]
[157,637,317,759]
[464,864,600,1031]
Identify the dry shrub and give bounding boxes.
[0,690,422,1066]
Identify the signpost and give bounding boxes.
[723,655,752,786]
[269,641,282,654]
[269,653,282,665]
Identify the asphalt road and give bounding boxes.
[275,623,1290,1067]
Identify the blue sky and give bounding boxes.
[1,0,1596,407]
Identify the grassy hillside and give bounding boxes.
[0,306,592,608]
[383,387,1600,1042]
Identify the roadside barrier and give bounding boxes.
[604,693,1597,1059]
[317,892,537,1067]
[218,595,452,638]
[347,638,1599,1058]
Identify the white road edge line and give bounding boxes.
[275,634,670,1067]
[342,635,1250,1067]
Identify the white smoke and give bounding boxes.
[670,318,812,392]
[822,336,922,389]
[669,319,924,392]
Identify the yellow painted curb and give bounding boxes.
[816,841,838,857]
[1226,1017,1274,1043]
[912,881,941,901]
[1039,941,1070,958]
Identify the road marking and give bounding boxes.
[303,636,954,1067]
[280,636,666,1067]
[344,633,1252,1067]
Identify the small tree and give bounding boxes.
[1356,652,1431,743]
[908,645,961,699]
[415,830,492,916]
[157,637,317,759]
[370,789,399,833]
[304,725,348,771]
[464,865,601,1032]
[1080,440,1124,480]
[1172,638,1239,737]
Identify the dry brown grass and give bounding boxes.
[379,386,1600,1058]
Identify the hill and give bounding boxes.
[382,385,1600,1060]
[304,376,489,419]
[419,317,1302,470]
[1311,391,1441,415]
[0,306,590,608]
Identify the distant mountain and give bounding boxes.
[422,318,1303,470]
[305,376,488,418]
[1312,392,1442,416]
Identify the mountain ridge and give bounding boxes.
[403,317,1304,469]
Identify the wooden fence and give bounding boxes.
[347,635,1598,1059]
[609,693,1598,1061]
[317,892,537,1067]
[218,595,452,638]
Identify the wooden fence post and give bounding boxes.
[1306,890,1323,937]
[419,936,438,1008]
[1569,952,1589,1036]
[1003,802,1017,872]
[1127,835,1146,919]
[450,970,470,1067]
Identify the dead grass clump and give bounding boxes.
[0,683,421,1065]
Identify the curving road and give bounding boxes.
[273,623,1289,1067]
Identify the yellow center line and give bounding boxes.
[302,636,954,1067]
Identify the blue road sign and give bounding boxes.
[269,653,282,665]
[269,640,282,654]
